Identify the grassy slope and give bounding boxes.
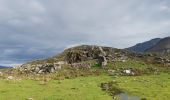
[1,73,170,100]
[111,60,149,69]
[115,73,170,100]
[0,75,113,100]
[0,59,170,100]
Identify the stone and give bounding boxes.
[98,56,107,67]
[65,50,87,64]
[102,56,107,66]
[123,70,131,74]
[35,67,40,73]
[71,62,91,69]
[0,71,3,76]
[38,70,43,74]
[50,67,55,73]
[7,76,14,80]
[26,98,33,100]
[54,63,62,70]
[101,83,109,91]
[56,61,67,65]
[54,65,62,70]
[99,47,106,56]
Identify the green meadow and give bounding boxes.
[0,73,170,100]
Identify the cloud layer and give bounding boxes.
[0,0,170,65]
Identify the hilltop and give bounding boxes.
[17,45,170,75]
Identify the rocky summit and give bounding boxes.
[18,45,170,74]
[18,45,129,74]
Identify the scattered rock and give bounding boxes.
[101,81,123,97]
[0,71,3,76]
[123,69,131,74]
[26,98,33,100]
[154,57,170,66]
[7,76,14,80]
[122,68,137,76]
[71,62,91,69]
[19,62,64,74]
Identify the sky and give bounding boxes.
[0,0,170,66]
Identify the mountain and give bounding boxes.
[0,65,10,69]
[146,37,170,53]
[127,38,161,52]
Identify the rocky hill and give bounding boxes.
[19,45,131,73]
[127,38,161,52]
[18,45,170,74]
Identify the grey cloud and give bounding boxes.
[0,0,170,65]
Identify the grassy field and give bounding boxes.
[0,73,170,100]
[0,75,113,100]
[115,73,170,100]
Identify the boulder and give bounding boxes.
[65,50,87,64]
[54,64,62,70]
[71,62,91,69]
[38,70,43,74]
[122,69,135,76]
[35,67,40,73]
[7,76,14,80]
[154,57,170,66]
[0,71,3,76]
[26,98,33,100]
[98,55,107,67]
[123,69,131,74]
[65,46,108,67]
[56,61,67,65]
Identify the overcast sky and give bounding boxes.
[0,0,170,66]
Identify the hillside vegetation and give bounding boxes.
[0,45,170,100]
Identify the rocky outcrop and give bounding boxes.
[19,61,66,74]
[154,57,170,65]
[18,45,170,74]
[98,47,107,67]
[71,62,91,69]
[18,45,132,74]
[64,46,108,67]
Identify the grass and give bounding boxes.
[114,73,170,100]
[107,60,149,69]
[0,70,170,100]
[0,75,113,100]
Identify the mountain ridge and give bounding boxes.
[146,36,170,53]
[127,38,161,52]
[0,65,10,69]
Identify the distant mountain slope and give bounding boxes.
[146,37,170,53]
[127,38,161,52]
[0,65,10,69]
